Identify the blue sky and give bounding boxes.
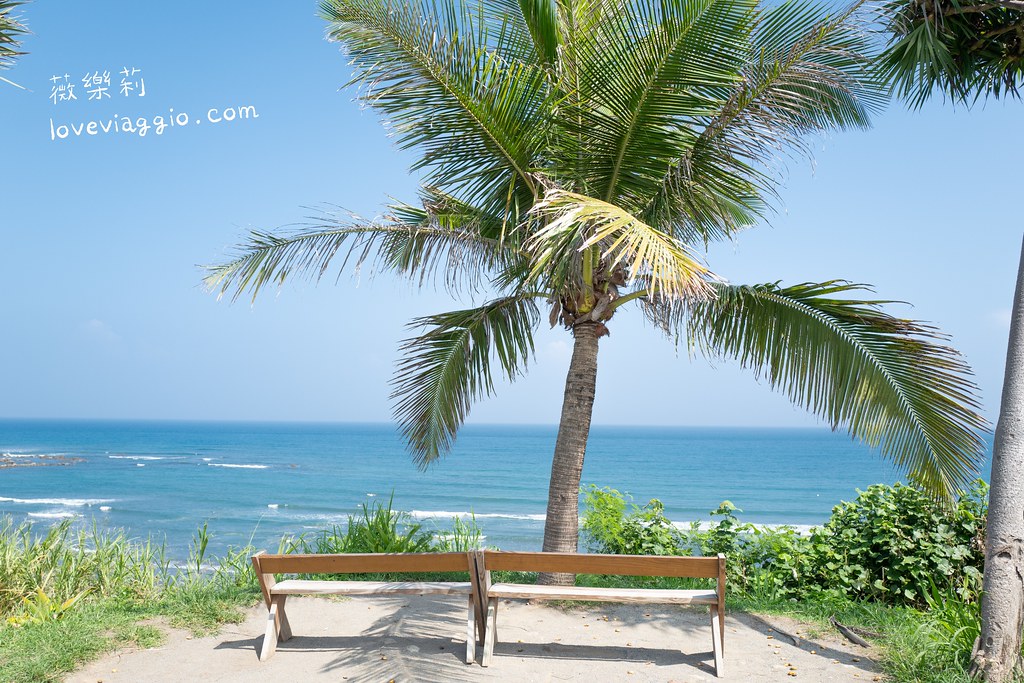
[2,1,1021,431]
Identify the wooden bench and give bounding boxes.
[474,550,726,677]
[251,551,483,663]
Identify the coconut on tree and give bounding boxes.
[206,0,987,583]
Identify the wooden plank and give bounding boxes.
[256,552,471,575]
[259,597,283,661]
[717,553,726,658]
[482,551,721,578]
[271,579,472,596]
[465,595,476,664]
[711,607,725,677]
[252,552,275,609]
[470,550,488,645]
[481,598,498,667]
[487,583,718,604]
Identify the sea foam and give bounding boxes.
[410,510,546,521]
[207,463,268,470]
[0,496,114,506]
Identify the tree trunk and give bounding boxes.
[539,321,601,586]
[971,236,1024,681]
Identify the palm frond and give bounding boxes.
[203,210,512,302]
[642,0,884,245]
[878,0,1024,105]
[392,295,541,464]
[319,0,549,215]
[0,1,27,71]
[529,189,714,301]
[650,280,987,499]
[567,0,756,209]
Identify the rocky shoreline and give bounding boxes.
[0,454,85,469]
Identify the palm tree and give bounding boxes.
[877,0,1022,679]
[206,0,987,583]
[879,0,1023,105]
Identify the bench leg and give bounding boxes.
[259,596,285,661]
[466,594,476,664]
[718,600,725,659]
[481,597,499,667]
[278,595,293,642]
[710,606,725,678]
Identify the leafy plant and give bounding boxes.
[431,514,484,552]
[6,585,90,627]
[301,496,434,555]
[581,486,683,556]
[797,481,987,605]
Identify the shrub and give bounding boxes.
[300,496,434,554]
[581,486,683,556]
[793,481,987,605]
[581,480,988,608]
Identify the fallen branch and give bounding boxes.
[830,616,871,648]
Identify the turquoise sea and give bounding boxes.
[0,420,990,559]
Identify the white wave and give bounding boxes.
[99,506,112,512]
[0,496,114,506]
[409,510,546,522]
[136,464,145,467]
[366,493,376,497]
[207,463,268,470]
[109,455,164,461]
[2,452,66,458]
[28,511,78,519]
[267,504,279,509]
[201,458,214,462]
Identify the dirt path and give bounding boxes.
[66,596,884,682]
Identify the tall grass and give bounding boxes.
[0,518,166,615]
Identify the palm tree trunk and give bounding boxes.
[970,237,1024,682]
[539,322,601,586]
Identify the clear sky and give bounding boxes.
[2,1,1021,431]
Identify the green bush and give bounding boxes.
[581,486,683,556]
[580,480,988,607]
[792,481,987,605]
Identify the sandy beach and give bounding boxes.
[66,596,882,683]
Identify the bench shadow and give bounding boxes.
[216,595,481,682]
[490,640,714,670]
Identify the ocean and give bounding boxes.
[0,420,989,560]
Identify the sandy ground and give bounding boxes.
[66,596,884,683]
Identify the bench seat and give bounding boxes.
[271,579,473,596]
[487,583,717,604]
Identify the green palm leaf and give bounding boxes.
[570,0,755,208]
[642,0,884,244]
[0,1,27,72]
[320,0,549,215]
[203,210,512,302]
[878,0,1024,105]
[392,295,540,464]
[660,280,987,499]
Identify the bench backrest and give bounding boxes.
[480,551,725,579]
[252,551,472,576]
[251,551,475,609]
